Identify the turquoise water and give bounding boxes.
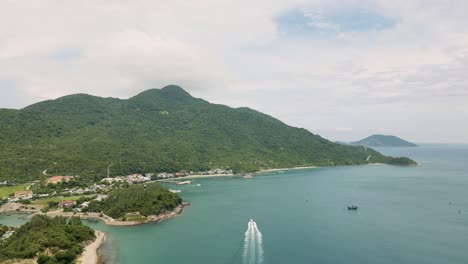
[2,144,468,263]
[0,213,30,227]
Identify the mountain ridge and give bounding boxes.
[0,86,417,182]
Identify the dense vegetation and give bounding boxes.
[87,183,182,219]
[0,215,95,264]
[0,85,416,182]
[351,134,418,147]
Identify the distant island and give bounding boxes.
[0,85,417,183]
[351,135,418,147]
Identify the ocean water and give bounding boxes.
[2,144,468,263]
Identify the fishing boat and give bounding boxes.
[243,174,253,179]
[176,181,191,185]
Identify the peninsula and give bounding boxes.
[0,215,96,264]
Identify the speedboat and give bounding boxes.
[248,219,255,228]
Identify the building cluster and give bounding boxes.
[125,174,151,183]
[64,183,110,195]
[14,190,33,199]
[197,169,233,175]
[45,176,74,185]
[2,230,15,240]
[155,172,176,179]
[6,175,111,203]
[8,190,34,202]
[3,168,233,205]
[58,194,109,213]
[155,168,233,179]
[58,200,76,207]
[101,174,151,184]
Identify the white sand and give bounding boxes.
[157,166,319,182]
[78,230,105,264]
[258,166,317,173]
[157,173,235,181]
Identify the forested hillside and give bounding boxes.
[0,215,95,263]
[0,85,416,182]
[87,183,182,219]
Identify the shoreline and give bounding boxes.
[157,166,319,182]
[36,204,186,226]
[0,205,184,264]
[78,230,106,264]
[156,173,235,181]
[104,204,186,226]
[0,203,186,227]
[258,166,318,173]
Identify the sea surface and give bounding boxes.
[2,144,468,264]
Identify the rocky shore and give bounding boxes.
[0,201,186,227]
[100,204,186,226]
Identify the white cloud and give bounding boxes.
[0,0,467,143]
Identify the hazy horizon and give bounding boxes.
[1,0,467,143]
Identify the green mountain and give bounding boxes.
[0,85,416,182]
[351,135,418,147]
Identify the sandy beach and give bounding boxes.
[157,166,319,182]
[157,173,236,181]
[78,230,106,264]
[258,166,318,173]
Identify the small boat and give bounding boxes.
[243,174,253,179]
[347,205,358,210]
[169,189,182,193]
[176,181,191,185]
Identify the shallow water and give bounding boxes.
[3,144,468,263]
[0,213,30,227]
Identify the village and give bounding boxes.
[0,168,234,218]
[0,167,234,242]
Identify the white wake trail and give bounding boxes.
[242,220,264,264]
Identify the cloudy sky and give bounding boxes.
[1,0,468,143]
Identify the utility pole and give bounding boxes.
[107,163,114,178]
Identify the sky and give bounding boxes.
[1,0,468,143]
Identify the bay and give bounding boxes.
[2,144,468,263]
[91,144,468,264]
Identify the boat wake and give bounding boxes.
[242,219,263,264]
